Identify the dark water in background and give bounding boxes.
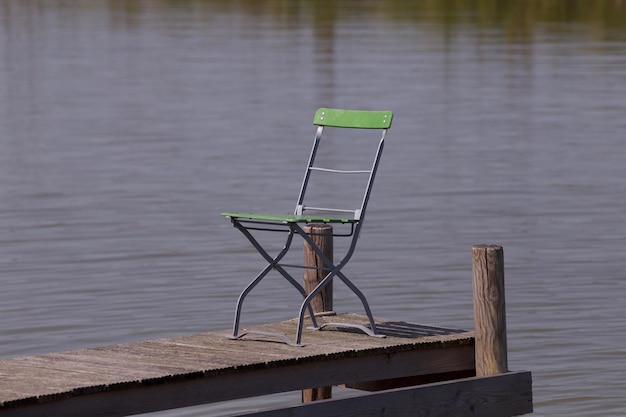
[1,1,626,415]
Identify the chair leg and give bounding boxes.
[229,220,382,345]
[273,263,319,330]
[231,264,273,338]
[292,225,383,341]
[296,268,384,344]
[296,272,335,345]
[335,270,380,336]
[229,221,319,342]
[230,222,293,338]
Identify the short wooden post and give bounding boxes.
[302,224,334,313]
[472,244,509,376]
[302,223,333,402]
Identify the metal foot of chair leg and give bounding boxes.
[228,331,304,347]
[308,322,386,338]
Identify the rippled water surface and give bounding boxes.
[1,1,626,415]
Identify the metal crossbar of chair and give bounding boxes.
[222,108,392,346]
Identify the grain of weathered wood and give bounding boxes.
[303,223,334,313]
[0,314,474,417]
[233,371,533,417]
[472,245,508,376]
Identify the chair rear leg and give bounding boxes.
[298,268,383,340]
[336,271,380,335]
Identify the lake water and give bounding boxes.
[1,1,626,415]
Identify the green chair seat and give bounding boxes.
[221,212,357,224]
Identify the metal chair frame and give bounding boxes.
[222,108,392,346]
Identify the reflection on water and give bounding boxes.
[1,1,626,416]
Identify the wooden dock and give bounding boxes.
[0,313,531,417]
[0,245,533,416]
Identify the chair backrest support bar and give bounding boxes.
[294,126,323,215]
[309,167,372,174]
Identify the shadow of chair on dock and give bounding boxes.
[323,320,467,339]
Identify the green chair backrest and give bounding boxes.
[314,108,393,129]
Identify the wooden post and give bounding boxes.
[302,224,333,313]
[472,244,508,376]
[302,224,333,402]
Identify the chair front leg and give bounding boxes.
[230,220,319,341]
[231,263,274,337]
[230,220,294,338]
[296,269,337,345]
[335,270,380,336]
[272,262,319,330]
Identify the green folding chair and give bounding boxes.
[222,108,392,346]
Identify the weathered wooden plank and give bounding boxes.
[232,371,533,417]
[0,343,475,416]
[0,314,475,416]
[0,363,114,404]
[13,353,179,378]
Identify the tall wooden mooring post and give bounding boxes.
[472,244,509,377]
